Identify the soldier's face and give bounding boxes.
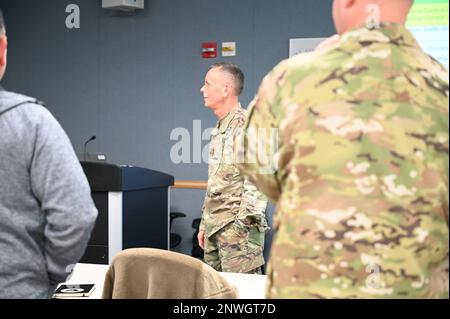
[332,0,350,35]
[0,35,7,81]
[200,68,227,110]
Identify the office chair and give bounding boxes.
[170,211,186,249]
[101,248,238,299]
[191,218,204,259]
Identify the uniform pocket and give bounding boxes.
[247,226,265,247]
[231,222,249,237]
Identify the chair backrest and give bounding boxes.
[170,212,186,249]
[101,248,238,299]
[191,218,204,258]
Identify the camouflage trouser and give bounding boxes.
[203,222,265,274]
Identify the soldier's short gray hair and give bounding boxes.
[0,8,5,35]
[210,62,244,96]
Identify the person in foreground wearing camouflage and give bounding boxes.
[198,62,268,274]
[239,0,449,298]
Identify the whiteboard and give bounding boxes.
[289,37,327,57]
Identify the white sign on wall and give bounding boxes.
[222,42,236,57]
[289,37,327,57]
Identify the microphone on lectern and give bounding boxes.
[83,135,96,161]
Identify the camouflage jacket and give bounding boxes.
[200,104,268,237]
[239,23,449,298]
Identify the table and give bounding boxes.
[58,263,267,299]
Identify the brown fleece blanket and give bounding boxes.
[101,248,238,299]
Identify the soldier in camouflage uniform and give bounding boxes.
[199,62,268,274]
[238,0,449,298]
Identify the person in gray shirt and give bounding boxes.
[0,8,98,298]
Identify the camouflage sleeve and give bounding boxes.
[238,64,288,203]
[236,178,268,230]
[199,198,206,233]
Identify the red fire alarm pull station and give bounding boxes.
[202,42,217,58]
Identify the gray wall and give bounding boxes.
[0,0,335,259]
